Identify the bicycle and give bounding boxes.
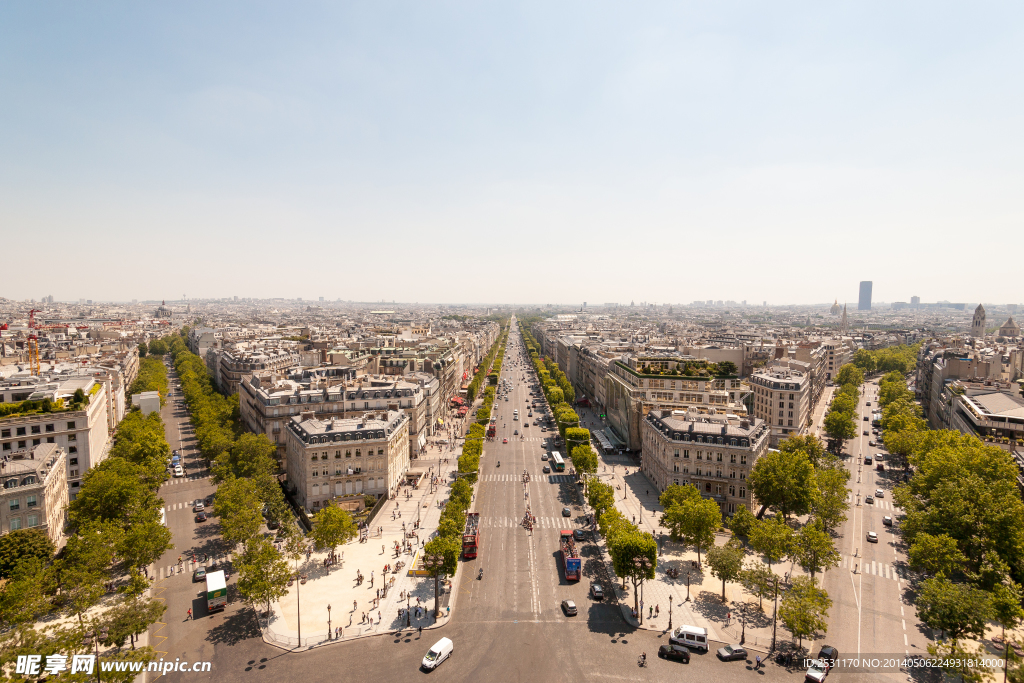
[638,653,647,668]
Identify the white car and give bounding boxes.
[875,489,884,498]
[422,637,453,670]
[173,465,184,478]
[867,531,878,543]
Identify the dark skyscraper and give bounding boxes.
[858,281,873,310]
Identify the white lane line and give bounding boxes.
[902,619,906,630]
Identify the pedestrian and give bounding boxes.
[187,608,192,620]
[353,600,357,611]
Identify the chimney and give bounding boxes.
[300,410,315,422]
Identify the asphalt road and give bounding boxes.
[818,377,932,683]
[156,321,803,683]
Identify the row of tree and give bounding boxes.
[466,322,509,404]
[822,363,863,454]
[128,356,169,405]
[0,398,175,676]
[851,344,919,376]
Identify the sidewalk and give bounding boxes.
[259,402,481,650]
[573,404,804,653]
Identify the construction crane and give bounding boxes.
[27,309,40,375]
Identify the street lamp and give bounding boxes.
[406,590,411,628]
[771,575,780,653]
[668,594,673,631]
[423,553,444,619]
[327,604,332,640]
[740,603,747,645]
[84,627,108,683]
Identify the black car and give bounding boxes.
[267,519,280,530]
[573,529,586,541]
[195,511,208,522]
[658,644,691,663]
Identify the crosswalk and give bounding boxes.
[479,516,575,529]
[864,499,896,511]
[841,555,902,581]
[479,474,575,483]
[157,553,235,580]
[161,472,210,486]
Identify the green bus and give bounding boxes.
[550,452,565,472]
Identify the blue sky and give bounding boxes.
[2,2,1022,305]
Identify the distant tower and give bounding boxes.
[840,304,849,334]
[971,304,987,337]
[858,282,873,311]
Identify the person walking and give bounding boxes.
[187,608,192,620]
[755,655,761,670]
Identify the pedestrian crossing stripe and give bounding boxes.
[475,516,574,529]
[841,555,900,580]
[479,474,575,483]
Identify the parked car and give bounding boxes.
[561,600,578,616]
[590,583,604,600]
[863,430,869,436]
[717,644,748,661]
[658,644,691,663]
[807,646,839,682]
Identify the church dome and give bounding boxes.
[830,299,841,315]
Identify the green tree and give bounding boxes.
[450,479,473,508]
[811,467,851,533]
[991,582,1024,651]
[659,483,701,510]
[716,361,739,376]
[908,532,967,578]
[0,528,55,579]
[823,409,857,455]
[852,348,877,374]
[102,596,166,650]
[916,576,991,645]
[706,540,745,601]
[835,363,864,387]
[778,434,829,469]
[236,535,292,615]
[727,504,757,540]
[309,503,358,561]
[213,433,277,483]
[587,481,616,521]
[607,529,656,616]
[778,576,832,651]
[739,561,776,611]
[0,557,55,627]
[570,444,598,487]
[216,477,264,550]
[117,518,173,571]
[662,497,721,563]
[789,521,840,580]
[747,448,815,519]
[137,342,148,357]
[598,507,631,542]
[423,535,461,577]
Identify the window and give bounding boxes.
[788,403,794,409]
[740,455,746,465]
[355,449,361,457]
[730,471,736,478]
[312,470,319,477]
[2,443,8,451]
[730,454,736,463]
[69,446,77,454]
[312,455,319,461]
[739,487,746,498]
[9,519,21,531]
[70,458,78,466]
[30,426,40,435]
[697,451,702,460]
[46,437,54,443]
[705,483,712,492]
[16,428,26,436]
[9,500,19,511]
[716,453,723,462]
[68,434,76,442]
[0,430,8,438]
[67,422,76,429]
[346,450,351,458]
[26,495,36,507]
[27,515,37,528]
[70,470,78,477]
[378,448,384,455]
[32,439,40,446]
[683,450,689,458]
[788,420,793,427]
[789,394,794,400]
[788,411,793,418]
[673,464,679,472]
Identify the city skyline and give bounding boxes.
[3,2,1023,303]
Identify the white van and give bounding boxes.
[422,637,453,670]
[669,625,708,652]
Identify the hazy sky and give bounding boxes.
[2,2,1022,305]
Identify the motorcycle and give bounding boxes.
[497,461,500,467]
[478,568,483,580]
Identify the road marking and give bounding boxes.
[904,634,908,646]
[901,605,904,616]
[902,619,906,630]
